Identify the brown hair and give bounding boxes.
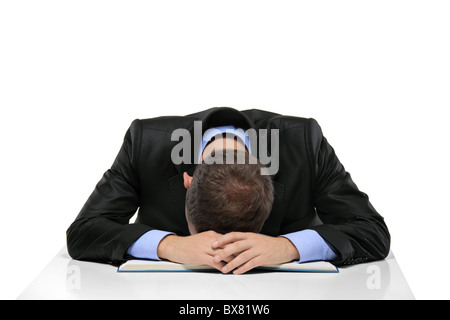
[186,149,274,234]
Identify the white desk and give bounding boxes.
[17,246,414,300]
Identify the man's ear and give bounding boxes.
[183,172,193,189]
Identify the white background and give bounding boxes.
[1,1,449,300]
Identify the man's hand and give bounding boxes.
[212,232,300,275]
[157,230,225,271]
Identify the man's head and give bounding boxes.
[184,149,274,235]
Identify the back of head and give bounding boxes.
[186,149,274,234]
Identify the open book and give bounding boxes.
[118,259,339,273]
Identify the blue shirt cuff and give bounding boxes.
[281,229,338,263]
[127,230,174,260]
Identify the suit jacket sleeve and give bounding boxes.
[66,120,152,266]
[306,119,390,266]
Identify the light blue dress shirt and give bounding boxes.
[127,126,338,263]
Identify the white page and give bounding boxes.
[118,260,338,272]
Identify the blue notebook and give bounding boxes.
[118,259,339,273]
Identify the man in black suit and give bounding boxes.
[67,107,390,274]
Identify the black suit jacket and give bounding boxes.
[67,107,390,266]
